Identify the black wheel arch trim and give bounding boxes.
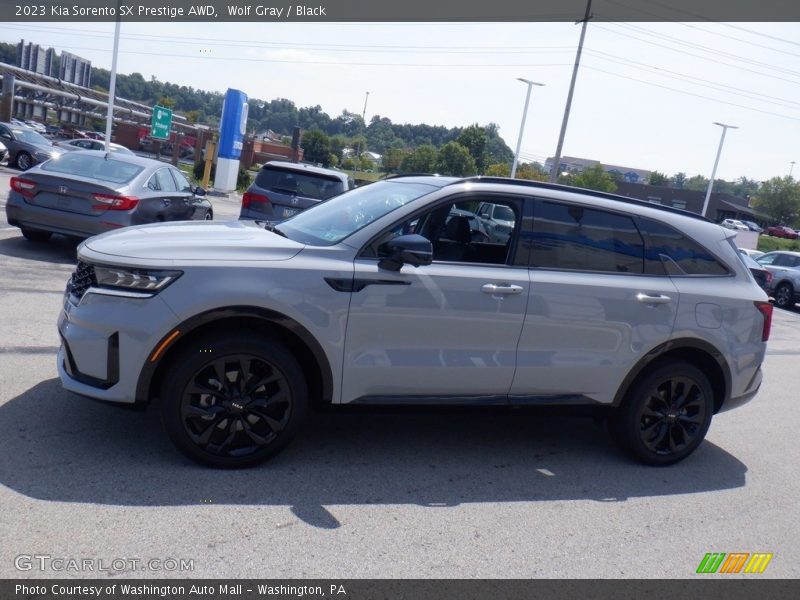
[135,306,333,406]
[612,337,731,411]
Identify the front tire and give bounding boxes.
[610,361,713,466]
[773,282,794,309]
[15,151,33,170]
[160,332,308,468]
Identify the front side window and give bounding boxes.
[531,201,644,274]
[363,199,519,265]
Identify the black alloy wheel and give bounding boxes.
[161,334,307,468]
[773,282,794,309]
[610,361,713,465]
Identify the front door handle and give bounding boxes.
[482,283,524,295]
[636,292,671,304]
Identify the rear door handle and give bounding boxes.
[482,283,524,295]
[636,292,671,304]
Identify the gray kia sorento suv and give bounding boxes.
[58,176,772,468]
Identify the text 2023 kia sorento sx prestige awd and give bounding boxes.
[57,176,771,468]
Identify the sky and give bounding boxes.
[2,18,800,182]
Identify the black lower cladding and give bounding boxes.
[60,331,120,389]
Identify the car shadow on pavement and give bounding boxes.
[0,379,748,529]
[0,234,79,265]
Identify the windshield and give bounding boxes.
[279,180,439,246]
[12,128,50,146]
[41,153,144,184]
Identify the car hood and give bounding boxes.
[81,220,305,264]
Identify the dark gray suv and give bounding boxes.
[240,161,353,221]
[58,176,771,468]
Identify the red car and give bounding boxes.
[764,225,799,239]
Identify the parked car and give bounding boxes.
[5,151,211,242]
[57,176,770,468]
[738,250,772,292]
[24,120,47,134]
[240,161,354,222]
[56,126,88,139]
[84,131,105,140]
[476,201,517,243]
[0,122,64,170]
[764,225,799,239]
[738,247,765,260]
[55,138,134,154]
[720,218,749,231]
[756,250,800,309]
[741,220,763,233]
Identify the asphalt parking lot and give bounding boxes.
[0,164,799,579]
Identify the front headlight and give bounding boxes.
[94,266,182,293]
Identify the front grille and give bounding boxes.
[68,261,97,299]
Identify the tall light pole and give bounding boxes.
[701,122,738,218]
[511,79,545,178]
[104,5,122,154]
[790,161,796,177]
[549,0,592,182]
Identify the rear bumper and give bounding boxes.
[718,367,762,413]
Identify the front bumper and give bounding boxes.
[57,287,180,404]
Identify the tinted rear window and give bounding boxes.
[638,218,728,276]
[255,166,344,200]
[41,153,143,184]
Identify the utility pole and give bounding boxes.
[549,0,592,183]
[355,91,370,159]
[790,161,796,177]
[701,122,738,218]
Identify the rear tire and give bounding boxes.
[20,228,52,242]
[773,282,794,309]
[610,360,713,466]
[160,332,308,468]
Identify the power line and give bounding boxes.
[583,65,800,122]
[585,49,800,111]
[593,24,800,87]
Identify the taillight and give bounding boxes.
[242,191,270,211]
[755,301,773,342]
[92,193,139,210]
[10,177,36,199]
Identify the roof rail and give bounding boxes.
[384,173,446,179]
[455,176,712,223]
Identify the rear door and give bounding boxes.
[145,167,187,221]
[511,199,680,405]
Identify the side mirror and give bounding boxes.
[193,186,207,196]
[378,234,433,272]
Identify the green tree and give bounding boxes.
[456,124,489,174]
[561,164,617,193]
[648,171,668,186]
[670,172,687,189]
[436,142,477,176]
[516,162,549,182]
[301,129,332,166]
[486,163,511,176]
[400,144,438,174]
[382,147,406,173]
[684,174,709,192]
[751,177,800,226]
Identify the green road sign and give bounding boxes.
[150,105,172,140]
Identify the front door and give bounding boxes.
[341,195,531,404]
